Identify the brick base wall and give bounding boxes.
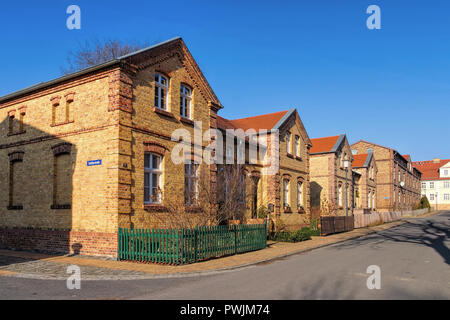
[0,228,117,258]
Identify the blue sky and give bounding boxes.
[1,0,449,161]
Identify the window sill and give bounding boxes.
[179,116,194,126]
[153,107,175,119]
[7,130,26,137]
[144,203,167,212]
[295,155,302,161]
[7,205,23,210]
[297,207,305,214]
[286,153,294,159]
[185,205,202,213]
[283,207,292,214]
[51,120,74,127]
[51,204,71,210]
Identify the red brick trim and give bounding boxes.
[64,91,75,102]
[143,141,167,156]
[18,106,27,114]
[51,142,72,156]
[144,204,168,212]
[8,151,24,162]
[50,96,61,106]
[50,120,74,127]
[7,110,16,117]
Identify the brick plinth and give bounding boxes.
[0,228,117,258]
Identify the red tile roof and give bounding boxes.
[310,135,340,154]
[352,153,369,168]
[217,110,289,131]
[413,159,450,181]
[403,154,411,162]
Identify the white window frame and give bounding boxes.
[294,135,300,157]
[372,192,376,209]
[184,162,198,206]
[155,73,169,110]
[283,179,290,207]
[144,153,162,204]
[286,132,292,154]
[297,181,303,208]
[180,84,192,119]
[444,194,450,201]
[430,182,434,189]
[368,191,371,208]
[421,182,426,189]
[338,184,343,207]
[444,181,450,189]
[430,194,435,201]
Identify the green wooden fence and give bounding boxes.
[118,223,267,264]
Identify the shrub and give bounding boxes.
[417,196,431,210]
[270,227,313,242]
[309,218,320,236]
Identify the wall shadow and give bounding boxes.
[0,115,77,264]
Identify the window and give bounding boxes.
[283,179,290,207]
[180,84,192,119]
[338,184,343,207]
[444,181,450,189]
[239,173,246,204]
[286,132,292,154]
[421,182,426,189]
[444,170,449,176]
[8,113,14,134]
[294,135,300,157]
[184,162,198,205]
[155,73,169,110]
[368,191,371,208]
[372,193,376,209]
[430,182,434,189]
[430,194,435,201]
[366,148,374,153]
[50,143,72,209]
[8,151,24,210]
[444,194,450,201]
[297,181,303,208]
[144,153,162,204]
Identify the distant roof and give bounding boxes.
[352,153,369,168]
[413,159,450,181]
[403,154,411,162]
[217,110,290,131]
[351,139,409,163]
[310,134,345,154]
[0,37,222,107]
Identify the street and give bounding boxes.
[0,212,449,300]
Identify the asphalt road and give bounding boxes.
[0,211,449,300]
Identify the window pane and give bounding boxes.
[144,153,150,168]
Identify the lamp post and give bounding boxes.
[344,160,349,216]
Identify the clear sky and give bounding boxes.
[1,0,449,161]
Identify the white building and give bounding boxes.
[413,158,450,210]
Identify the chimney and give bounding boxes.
[433,158,440,163]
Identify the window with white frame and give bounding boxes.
[421,182,426,189]
[283,179,290,207]
[444,181,450,189]
[180,84,191,118]
[430,182,434,189]
[338,184,343,207]
[184,162,198,206]
[144,153,162,204]
[154,73,169,110]
[430,194,435,201]
[372,192,376,209]
[368,191,371,208]
[286,132,292,154]
[444,170,448,176]
[294,135,300,157]
[444,194,450,201]
[297,181,303,208]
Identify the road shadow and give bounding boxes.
[331,212,450,265]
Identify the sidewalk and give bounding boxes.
[0,210,441,280]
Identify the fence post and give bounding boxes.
[194,226,199,263]
[234,224,238,254]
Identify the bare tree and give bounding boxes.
[61,39,149,74]
[151,164,248,229]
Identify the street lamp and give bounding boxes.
[344,160,349,217]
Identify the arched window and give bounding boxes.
[372,192,376,210]
[155,73,169,110]
[51,143,72,209]
[283,179,290,207]
[338,184,343,207]
[184,161,199,206]
[368,191,371,208]
[144,153,162,204]
[297,181,303,208]
[180,84,192,119]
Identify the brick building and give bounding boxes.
[413,158,450,210]
[350,140,422,212]
[309,134,354,216]
[217,109,312,229]
[352,152,377,211]
[0,37,314,257]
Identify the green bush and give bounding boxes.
[417,196,431,210]
[270,227,313,242]
[309,219,320,236]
